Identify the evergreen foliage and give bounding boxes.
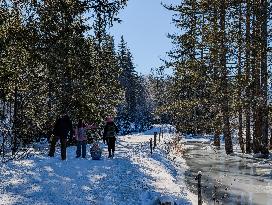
[163,0,272,154]
[116,37,153,134]
[0,0,127,146]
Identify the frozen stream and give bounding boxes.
[183,142,272,205]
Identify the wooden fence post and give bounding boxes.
[213,184,218,205]
[154,132,157,148]
[197,171,202,205]
[1,134,4,161]
[150,138,153,154]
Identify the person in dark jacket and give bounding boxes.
[48,112,73,160]
[103,117,119,158]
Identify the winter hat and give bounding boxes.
[106,117,113,122]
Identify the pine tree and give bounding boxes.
[117,37,138,134]
[0,0,128,147]
[116,37,153,133]
[163,0,271,155]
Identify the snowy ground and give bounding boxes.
[0,132,199,205]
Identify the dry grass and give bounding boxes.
[167,134,186,156]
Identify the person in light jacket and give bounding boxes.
[75,119,88,158]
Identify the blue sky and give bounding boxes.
[109,0,179,75]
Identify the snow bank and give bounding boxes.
[143,124,176,135]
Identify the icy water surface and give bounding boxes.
[183,142,272,205]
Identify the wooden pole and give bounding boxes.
[197,171,202,205]
[150,138,153,154]
[154,132,157,148]
[2,133,5,161]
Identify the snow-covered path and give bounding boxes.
[0,134,196,205]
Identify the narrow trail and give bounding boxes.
[0,134,194,205]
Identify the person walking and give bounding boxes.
[48,112,73,160]
[75,119,88,158]
[103,117,119,158]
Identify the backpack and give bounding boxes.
[106,124,116,137]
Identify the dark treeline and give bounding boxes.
[0,0,154,146]
[160,0,272,155]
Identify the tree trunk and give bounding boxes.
[220,0,233,154]
[214,127,221,147]
[2,99,6,118]
[270,128,272,149]
[245,0,252,154]
[252,1,261,154]
[12,86,18,155]
[9,101,12,123]
[212,3,220,148]
[238,2,244,153]
[260,0,269,155]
